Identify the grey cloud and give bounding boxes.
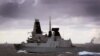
[0,0,36,24]
[0,0,37,18]
[84,0,100,17]
[0,0,100,18]
[0,0,100,29]
[39,0,100,18]
[0,2,19,17]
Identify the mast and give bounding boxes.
[49,16,51,31]
[48,16,52,37]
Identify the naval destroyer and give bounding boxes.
[15,19,73,53]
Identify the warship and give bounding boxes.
[1,19,100,56]
[15,18,73,53]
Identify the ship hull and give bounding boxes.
[21,47,73,53]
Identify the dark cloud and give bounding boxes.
[84,0,100,17]
[0,2,19,17]
[40,0,100,25]
[39,0,100,18]
[0,0,100,29]
[0,0,100,18]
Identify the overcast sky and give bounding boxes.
[0,0,100,43]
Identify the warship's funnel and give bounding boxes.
[33,19,42,34]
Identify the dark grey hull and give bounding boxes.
[20,47,78,53]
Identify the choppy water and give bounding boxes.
[17,50,100,56]
[78,51,100,56]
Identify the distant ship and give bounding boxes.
[15,18,73,53]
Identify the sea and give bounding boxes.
[17,50,100,56]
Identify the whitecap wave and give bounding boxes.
[79,51,100,56]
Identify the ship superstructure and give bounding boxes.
[20,19,73,52]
